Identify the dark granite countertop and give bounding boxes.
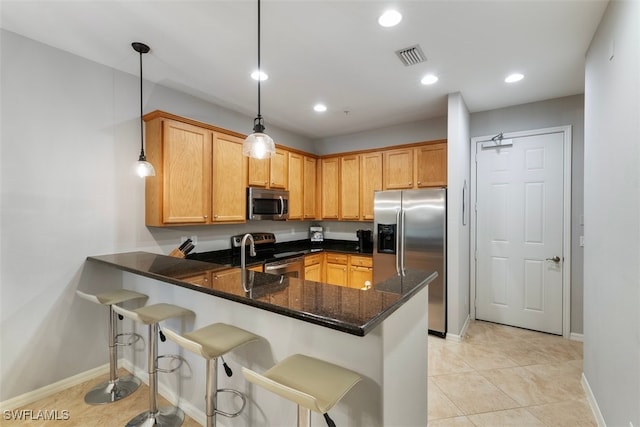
[87,251,436,337]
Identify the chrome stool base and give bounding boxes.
[125,406,184,427]
[84,375,141,405]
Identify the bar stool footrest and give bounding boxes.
[156,354,185,374]
[213,388,247,418]
[115,332,143,347]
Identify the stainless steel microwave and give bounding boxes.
[247,187,289,220]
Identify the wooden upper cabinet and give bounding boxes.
[288,152,304,220]
[303,156,317,219]
[211,132,247,223]
[248,157,269,187]
[360,152,382,221]
[415,142,447,187]
[248,147,288,189]
[321,157,339,219]
[340,155,360,220]
[383,148,414,189]
[270,148,288,189]
[145,118,212,226]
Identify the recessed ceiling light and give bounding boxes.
[251,70,268,81]
[378,9,402,27]
[313,104,327,113]
[505,73,524,83]
[421,74,439,85]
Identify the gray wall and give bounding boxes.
[446,93,472,337]
[0,30,313,402]
[583,1,640,425]
[470,94,585,334]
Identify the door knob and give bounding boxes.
[546,256,561,263]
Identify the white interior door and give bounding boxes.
[475,132,565,335]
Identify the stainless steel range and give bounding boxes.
[231,233,305,280]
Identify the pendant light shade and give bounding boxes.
[132,42,155,177]
[243,0,275,159]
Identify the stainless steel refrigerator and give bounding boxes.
[373,188,447,337]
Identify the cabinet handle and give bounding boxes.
[408,182,412,186]
[417,181,422,185]
[204,215,208,219]
[214,215,218,219]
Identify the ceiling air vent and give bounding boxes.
[395,44,426,66]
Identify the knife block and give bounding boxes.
[168,248,185,258]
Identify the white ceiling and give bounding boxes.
[1,0,608,140]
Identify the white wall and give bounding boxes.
[470,94,585,334]
[583,1,640,425]
[0,30,313,402]
[314,116,447,155]
[446,93,471,337]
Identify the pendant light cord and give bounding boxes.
[257,0,262,120]
[138,49,145,160]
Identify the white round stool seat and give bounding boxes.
[163,323,261,359]
[76,289,148,405]
[162,323,261,427]
[243,354,362,426]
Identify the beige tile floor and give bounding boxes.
[428,320,597,426]
[3,320,596,426]
[4,371,201,427]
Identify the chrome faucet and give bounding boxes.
[240,233,256,291]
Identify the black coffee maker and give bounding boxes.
[356,229,373,253]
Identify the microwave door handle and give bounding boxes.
[278,196,284,218]
[395,208,401,276]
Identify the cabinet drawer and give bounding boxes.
[304,253,323,267]
[325,253,348,265]
[349,255,372,267]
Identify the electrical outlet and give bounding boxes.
[579,236,584,247]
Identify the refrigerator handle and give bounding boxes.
[395,208,402,276]
[400,208,406,276]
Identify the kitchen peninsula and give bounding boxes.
[87,251,436,426]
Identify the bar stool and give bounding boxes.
[112,303,195,427]
[242,354,362,427]
[161,323,261,427]
[76,289,148,404]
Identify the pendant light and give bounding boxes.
[132,42,156,177]
[243,0,276,159]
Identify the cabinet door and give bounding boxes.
[248,157,269,187]
[416,143,447,187]
[340,155,360,220]
[288,152,304,220]
[303,156,317,219]
[161,120,212,224]
[326,262,348,286]
[211,133,247,222]
[349,266,373,289]
[321,157,340,219]
[383,148,414,189]
[305,263,322,282]
[360,152,383,220]
[270,148,288,189]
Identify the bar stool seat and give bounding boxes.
[162,323,261,427]
[76,289,148,405]
[113,303,195,427]
[242,354,362,427]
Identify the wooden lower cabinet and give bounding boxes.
[325,253,348,286]
[348,255,373,289]
[304,253,323,282]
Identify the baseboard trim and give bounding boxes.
[570,332,584,342]
[446,315,470,343]
[0,364,109,410]
[582,373,606,427]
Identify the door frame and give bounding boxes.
[470,126,572,338]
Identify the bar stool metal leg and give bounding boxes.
[84,305,142,404]
[126,322,184,427]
